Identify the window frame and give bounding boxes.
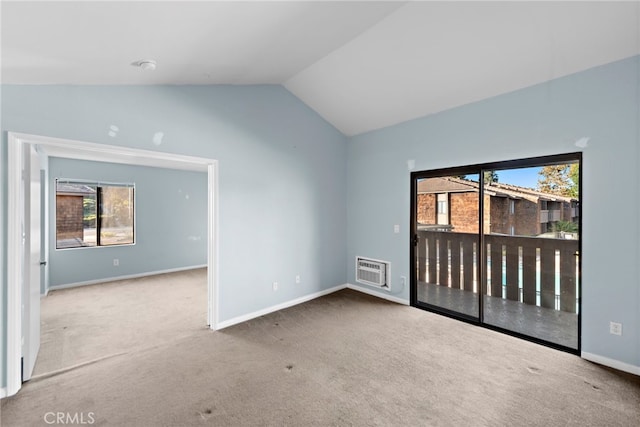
[437,200,447,215]
[55,179,136,250]
[410,152,582,354]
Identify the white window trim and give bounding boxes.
[54,180,136,250]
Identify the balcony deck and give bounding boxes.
[417,281,578,349]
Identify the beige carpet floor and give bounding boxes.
[33,268,208,377]
[2,276,639,426]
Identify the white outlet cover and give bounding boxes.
[609,322,622,336]
[273,282,278,291]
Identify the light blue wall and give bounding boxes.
[47,158,207,287]
[1,85,349,389]
[347,55,640,369]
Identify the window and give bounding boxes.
[509,199,515,215]
[56,180,135,249]
[437,200,447,214]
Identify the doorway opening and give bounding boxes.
[410,153,581,353]
[6,132,218,397]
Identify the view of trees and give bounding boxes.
[568,163,579,198]
[83,194,97,228]
[100,186,134,229]
[552,220,579,233]
[536,163,579,198]
[483,170,498,184]
[81,187,134,229]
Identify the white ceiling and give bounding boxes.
[2,1,639,136]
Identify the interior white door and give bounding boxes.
[22,144,42,381]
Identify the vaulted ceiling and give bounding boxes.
[2,1,639,136]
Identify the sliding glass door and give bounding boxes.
[411,154,581,352]
[414,172,481,320]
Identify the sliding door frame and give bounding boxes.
[410,153,582,354]
[410,164,482,323]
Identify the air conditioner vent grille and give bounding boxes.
[356,257,390,291]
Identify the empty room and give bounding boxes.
[1,1,639,426]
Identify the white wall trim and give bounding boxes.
[47,265,207,292]
[216,284,348,330]
[208,163,219,330]
[216,282,411,330]
[0,388,7,399]
[5,132,218,397]
[346,283,410,305]
[9,132,212,172]
[581,352,640,376]
[7,133,24,396]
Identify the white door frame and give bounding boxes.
[5,132,219,397]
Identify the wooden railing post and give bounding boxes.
[427,234,437,284]
[539,239,556,309]
[417,234,427,282]
[438,237,449,286]
[450,239,461,290]
[505,240,519,301]
[521,244,537,306]
[559,242,578,313]
[462,238,475,292]
[489,239,502,298]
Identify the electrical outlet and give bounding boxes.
[609,321,622,336]
[295,275,301,284]
[272,282,278,291]
[113,259,119,266]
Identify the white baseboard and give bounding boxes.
[581,352,640,376]
[48,264,207,291]
[0,387,7,399]
[346,283,410,305]
[216,282,411,330]
[216,284,348,330]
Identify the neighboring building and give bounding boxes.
[56,183,95,243]
[417,177,578,236]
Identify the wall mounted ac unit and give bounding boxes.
[355,257,390,291]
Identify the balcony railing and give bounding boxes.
[416,230,579,313]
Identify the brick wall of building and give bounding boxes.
[489,197,509,234]
[417,193,436,224]
[490,198,540,236]
[56,195,84,240]
[483,194,492,235]
[450,192,479,233]
[516,200,540,236]
[418,191,546,236]
[417,192,481,232]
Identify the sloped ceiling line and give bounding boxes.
[2,1,639,136]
